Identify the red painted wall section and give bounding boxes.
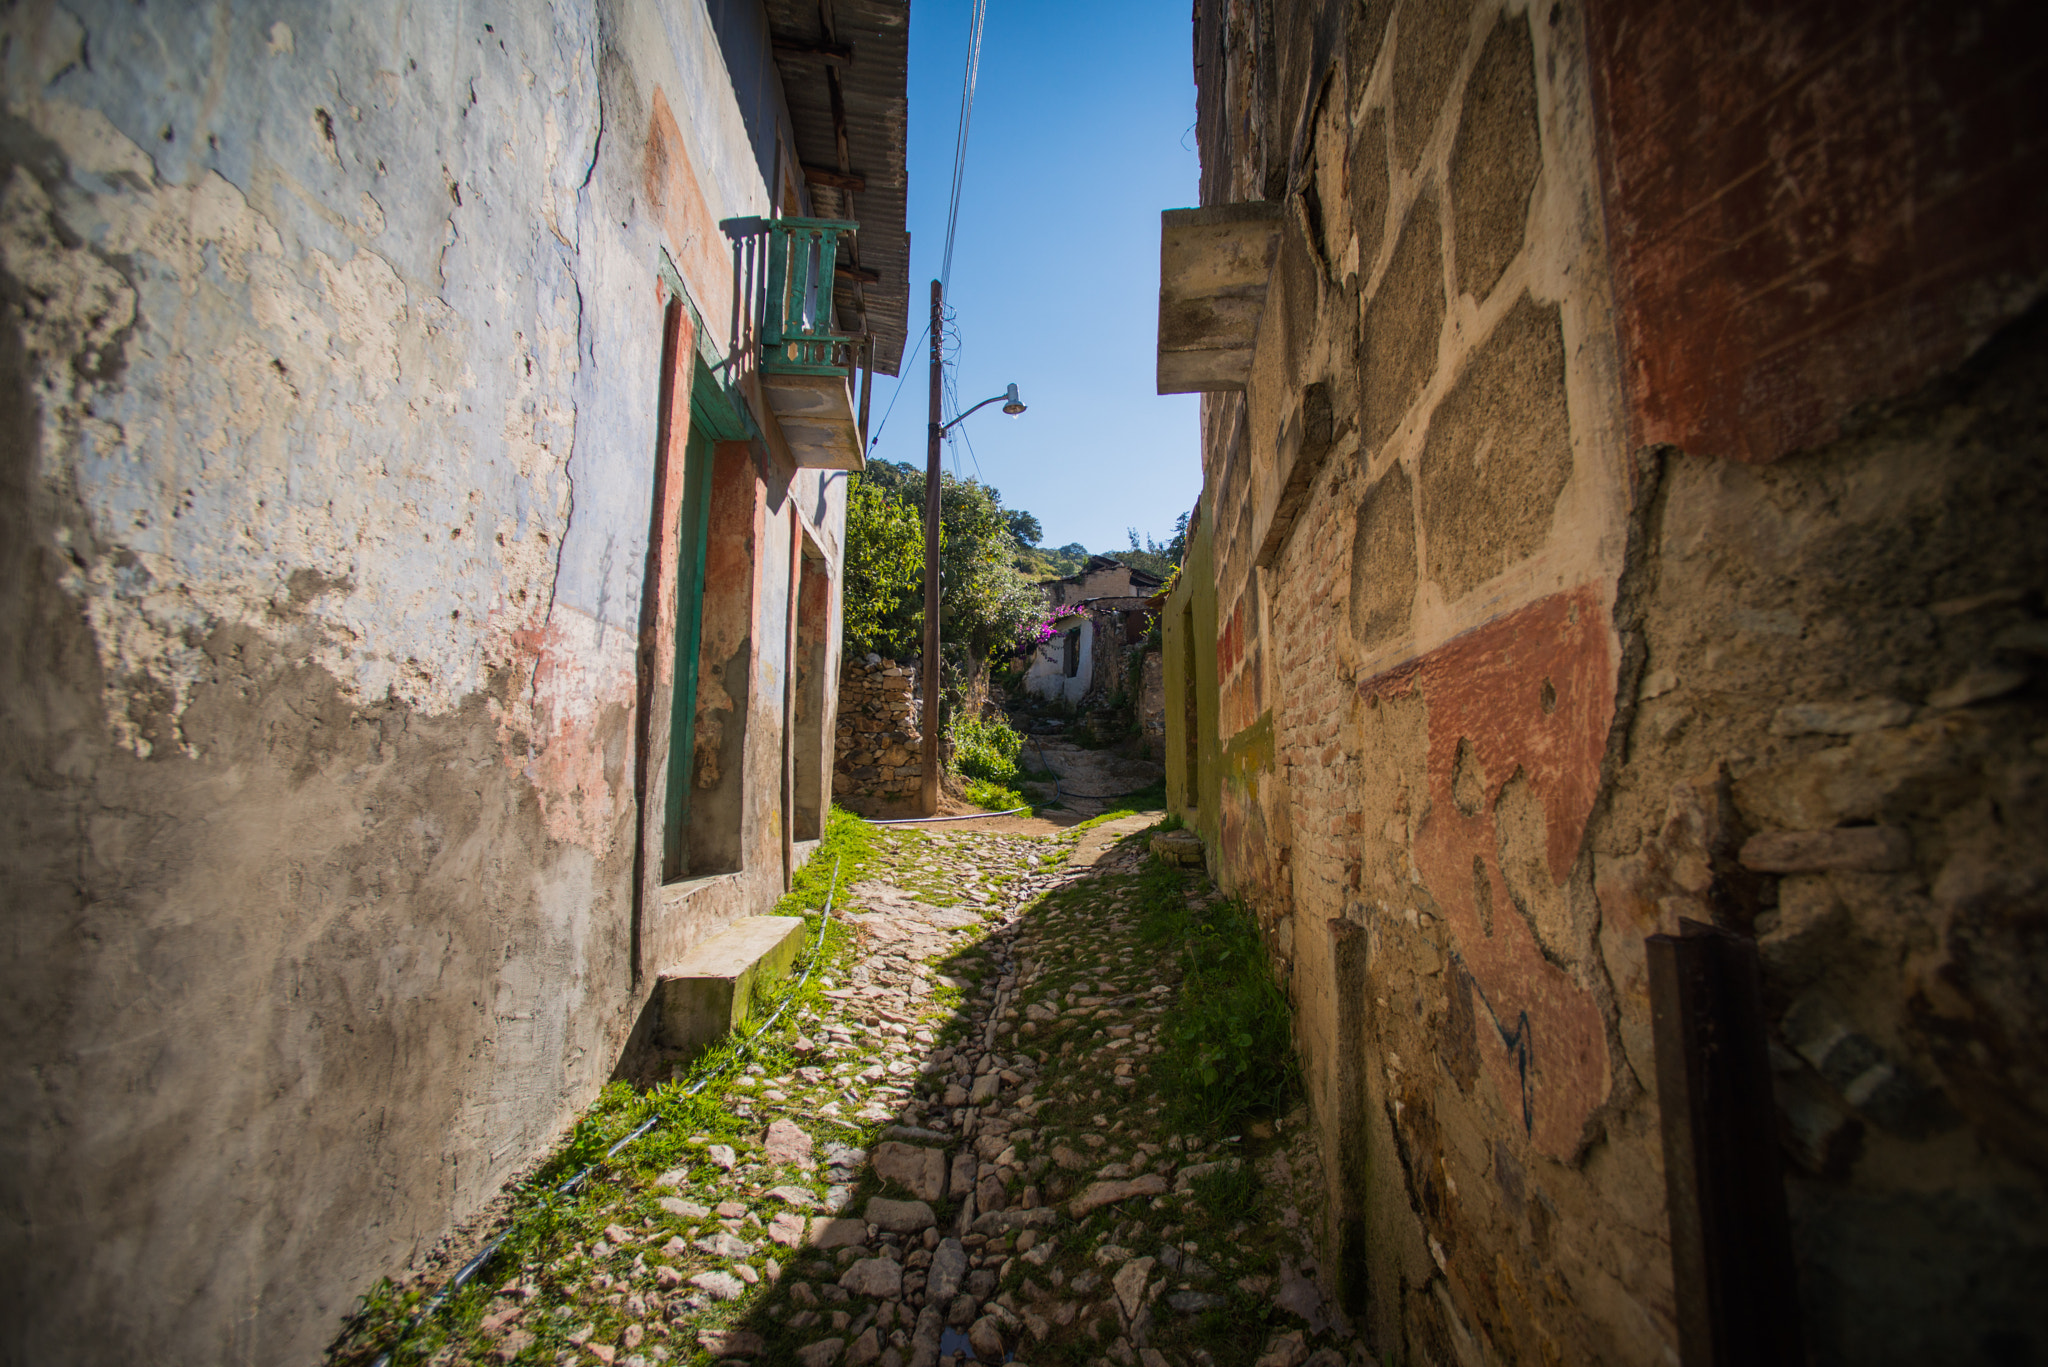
[1217,593,1263,738]
[1362,588,1615,1158]
[644,87,736,341]
[649,304,697,700]
[1586,0,2048,464]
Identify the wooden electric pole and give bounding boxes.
[920,280,943,815]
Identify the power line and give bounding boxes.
[939,0,989,296]
[865,318,933,454]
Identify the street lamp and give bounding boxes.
[921,277,1027,814]
[941,383,1028,431]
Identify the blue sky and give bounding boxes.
[863,0,1203,555]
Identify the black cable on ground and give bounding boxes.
[862,807,1027,825]
[363,858,842,1367]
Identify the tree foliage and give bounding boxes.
[841,462,1040,710]
[842,480,924,659]
[1119,512,1190,579]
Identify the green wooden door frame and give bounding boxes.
[662,354,753,880]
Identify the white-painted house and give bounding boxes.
[1022,557,1163,705]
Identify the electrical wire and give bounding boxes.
[363,859,844,1367]
[865,318,933,454]
[939,0,989,296]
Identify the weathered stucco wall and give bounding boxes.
[0,1,850,1362]
[1174,0,2048,1363]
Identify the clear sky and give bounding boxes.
[862,0,1204,555]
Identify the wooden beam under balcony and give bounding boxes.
[773,36,854,64]
[802,165,867,192]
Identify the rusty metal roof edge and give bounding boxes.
[763,0,911,377]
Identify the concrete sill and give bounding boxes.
[654,914,809,1057]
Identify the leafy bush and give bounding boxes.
[962,777,1028,812]
[842,480,924,659]
[950,710,1024,784]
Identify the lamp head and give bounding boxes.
[1001,382,1027,416]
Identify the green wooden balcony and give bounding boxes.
[755,217,871,470]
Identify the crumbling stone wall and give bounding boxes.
[834,654,923,808]
[1188,0,1652,1355]
[1175,0,2046,1363]
[1592,326,2048,1364]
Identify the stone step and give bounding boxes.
[656,915,809,1056]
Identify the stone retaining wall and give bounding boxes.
[834,655,923,808]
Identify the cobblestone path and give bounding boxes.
[335,816,1367,1367]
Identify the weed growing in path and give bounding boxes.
[1137,860,1297,1133]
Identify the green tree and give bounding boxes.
[842,480,923,658]
[937,474,1039,695]
[841,462,1042,712]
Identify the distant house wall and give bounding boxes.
[0,1,880,1361]
[1023,558,1160,706]
[1023,619,1093,706]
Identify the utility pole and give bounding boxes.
[920,280,943,815]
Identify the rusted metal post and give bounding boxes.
[920,280,943,815]
[1648,920,1805,1367]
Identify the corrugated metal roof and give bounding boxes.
[764,0,912,376]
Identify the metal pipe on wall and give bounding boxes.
[781,504,801,891]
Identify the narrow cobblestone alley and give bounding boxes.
[331,813,1355,1367]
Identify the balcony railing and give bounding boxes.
[761,217,859,376]
[731,216,872,470]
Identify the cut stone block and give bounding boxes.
[656,915,809,1055]
[1150,830,1205,865]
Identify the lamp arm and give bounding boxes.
[936,392,1010,434]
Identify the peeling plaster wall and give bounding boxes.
[0,1,848,1363]
[1178,0,2048,1363]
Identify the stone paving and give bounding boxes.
[347,817,1367,1367]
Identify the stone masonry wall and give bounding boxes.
[1140,651,1167,759]
[1190,0,1653,1357]
[834,654,924,807]
[1179,0,2047,1363]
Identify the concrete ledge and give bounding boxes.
[1156,202,1285,394]
[656,915,809,1055]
